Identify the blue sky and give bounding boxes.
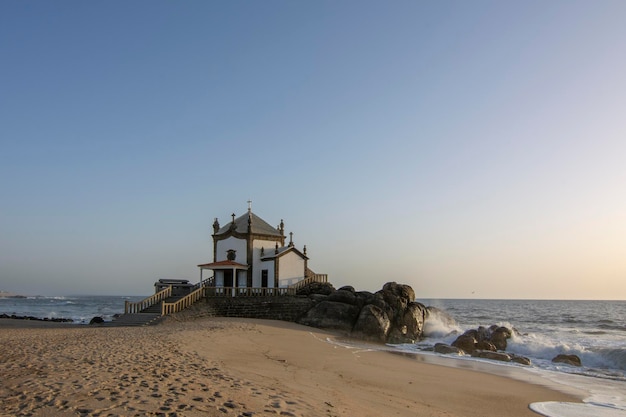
[1,1,625,298]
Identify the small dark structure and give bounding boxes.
[154,279,195,297]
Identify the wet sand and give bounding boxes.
[0,317,581,416]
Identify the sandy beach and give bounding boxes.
[0,317,581,417]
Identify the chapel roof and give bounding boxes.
[197,260,249,270]
[261,245,308,261]
[216,211,283,237]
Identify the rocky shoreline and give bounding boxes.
[296,281,429,344]
[294,281,583,368]
[0,313,74,323]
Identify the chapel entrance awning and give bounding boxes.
[197,260,249,270]
[197,260,249,285]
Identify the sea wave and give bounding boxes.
[599,323,626,332]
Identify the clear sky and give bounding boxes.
[1,1,625,299]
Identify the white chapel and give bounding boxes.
[197,205,326,294]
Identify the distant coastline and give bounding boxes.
[0,291,26,299]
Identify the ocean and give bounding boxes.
[1,296,625,416]
[0,294,145,324]
[406,299,626,417]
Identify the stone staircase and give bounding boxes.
[108,296,184,327]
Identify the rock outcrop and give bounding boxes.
[0,313,73,323]
[552,354,582,367]
[435,324,532,366]
[295,281,533,367]
[449,325,515,354]
[297,281,427,344]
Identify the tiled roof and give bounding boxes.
[197,260,249,269]
[217,211,282,237]
[261,245,308,260]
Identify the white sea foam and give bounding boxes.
[422,310,461,338]
[529,367,626,417]
[531,402,626,417]
[410,299,626,417]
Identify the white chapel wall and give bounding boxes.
[255,261,275,288]
[215,237,247,262]
[252,239,280,287]
[278,252,305,287]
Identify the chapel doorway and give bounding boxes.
[224,270,234,287]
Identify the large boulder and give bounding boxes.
[434,343,463,355]
[552,354,582,367]
[476,340,497,352]
[354,291,378,310]
[451,333,477,353]
[489,327,511,350]
[394,302,426,343]
[308,294,328,304]
[297,282,427,344]
[510,354,532,366]
[296,281,335,296]
[377,282,415,323]
[327,289,357,305]
[296,301,360,333]
[351,304,391,343]
[471,350,511,362]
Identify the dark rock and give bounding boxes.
[296,281,335,296]
[434,343,463,355]
[489,328,510,350]
[327,289,357,306]
[355,291,375,303]
[463,329,480,340]
[552,354,582,367]
[298,282,428,344]
[451,334,477,353]
[376,282,415,324]
[89,316,104,325]
[0,314,73,323]
[510,354,532,366]
[471,350,511,362]
[495,326,512,338]
[476,340,497,352]
[351,304,390,343]
[476,326,490,342]
[354,291,376,310]
[397,302,426,342]
[364,292,387,311]
[386,327,409,344]
[308,294,328,304]
[296,301,360,333]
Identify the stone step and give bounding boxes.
[139,296,185,314]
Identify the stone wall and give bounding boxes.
[169,296,315,323]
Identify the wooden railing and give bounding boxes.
[289,274,328,291]
[197,275,214,289]
[162,285,206,316]
[206,287,296,297]
[125,286,172,314]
